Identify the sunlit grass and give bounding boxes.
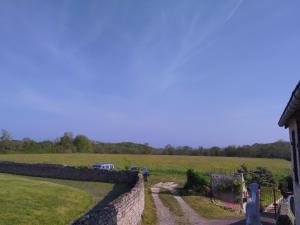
[0,173,93,225]
[29,176,129,207]
[142,182,157,225]
[182,195,242,219]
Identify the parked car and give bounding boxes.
[129,166,150,181]
[92,163,115,170]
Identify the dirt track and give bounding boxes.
[151,182,275,225]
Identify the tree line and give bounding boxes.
[0,129,291,160]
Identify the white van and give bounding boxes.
[92,163,115,170]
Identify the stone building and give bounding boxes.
[279,81,300,224]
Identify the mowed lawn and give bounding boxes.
[0,173,126,225]
[0,173,93,225]
[0,153,290,177]
[29,177,129,208]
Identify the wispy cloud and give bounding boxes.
[157,0,244,91]
[130,0,244,93]
[223,0,244,26]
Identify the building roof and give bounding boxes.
[279,81,300,127]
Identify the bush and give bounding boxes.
[278,175,293,193]
[238,165,276,187]
[184,169,210,194]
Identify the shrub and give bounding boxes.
[278,175,293,193]
[184,169,210,193]
[238,165,276,187]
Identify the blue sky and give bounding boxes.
[0,0,299,147]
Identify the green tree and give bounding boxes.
[59,132,75,152]
[73,135,92,152]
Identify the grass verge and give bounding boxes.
[142,182,157,225]
[182,195,241,219]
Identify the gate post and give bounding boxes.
[246,183,262,225]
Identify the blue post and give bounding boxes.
[246,183,262,225]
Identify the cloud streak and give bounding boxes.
[128,0,245,95]
[157,0,245,91]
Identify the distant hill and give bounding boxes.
[158,140,291,160]
[0,130,291,160]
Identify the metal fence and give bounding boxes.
[260,187,282,214]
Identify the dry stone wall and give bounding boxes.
[0,161,144,225]
[72,175,144,225]
[0,161,137,184]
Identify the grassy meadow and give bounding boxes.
[0,154,290,178]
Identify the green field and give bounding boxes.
[0,154,290,178]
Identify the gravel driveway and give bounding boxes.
[151,185,177,225]
[151,182,275,225]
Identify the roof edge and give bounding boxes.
[278,81,300,127]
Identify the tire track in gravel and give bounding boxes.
[151,185,177,225]
[151,182,243,225]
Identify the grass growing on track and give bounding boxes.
[159,189,187,225]
[0,173,93,225]
[142,175,184,225]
